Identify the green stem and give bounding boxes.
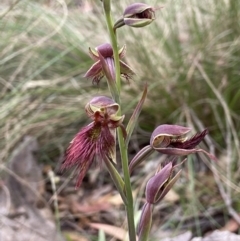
[118,128,136,241]
[103,1,136,240]
[103,0,121,92]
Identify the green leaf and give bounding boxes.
[126,84,148,146]
[103,156,127,204]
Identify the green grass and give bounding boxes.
[0,0,240,239]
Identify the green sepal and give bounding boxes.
[124,18,154,28]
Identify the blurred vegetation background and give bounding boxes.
[0,0,240,239]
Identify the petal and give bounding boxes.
[156,169,182,203]
[113,17,125,29]
[97,43,113,58]
[151,125,191,139]
[145,163,173,204]
[97,50,120,101]
[154,146,200,156]
[104,57,116,82]
[124,18,154,28]
[89,96,116,107]
[108,115,125,130]
[85,96,119,117]
[83,61,103,84]
[97,50,115,82]
[150,124,191,148]
[120,60,135,80]
[109,114,124,123]
[88,47,99,61]
[118,44,126,59]
[155,147,217,161]
[123,3,153,18]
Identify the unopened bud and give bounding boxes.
[146,162,181,204]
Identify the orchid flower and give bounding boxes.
[84,43,134,84]
[61,96,125,187]
[114,3,155,29]
[129,124,216,173]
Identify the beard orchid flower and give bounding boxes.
[61,96,125,188]
[84,43,134,84]
[129,124,216,173]
[114,3,156,29]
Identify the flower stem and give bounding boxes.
[103,1,136,240]
[103,0,121,92]
[118,128,136,241]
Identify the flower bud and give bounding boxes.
[145,161,181,204]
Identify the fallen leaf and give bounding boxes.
[97,193,123,206]
[72,202,110,213]
[220,217,240,232]
[89,223,128,240]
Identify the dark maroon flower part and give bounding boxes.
[170,129,209,150]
